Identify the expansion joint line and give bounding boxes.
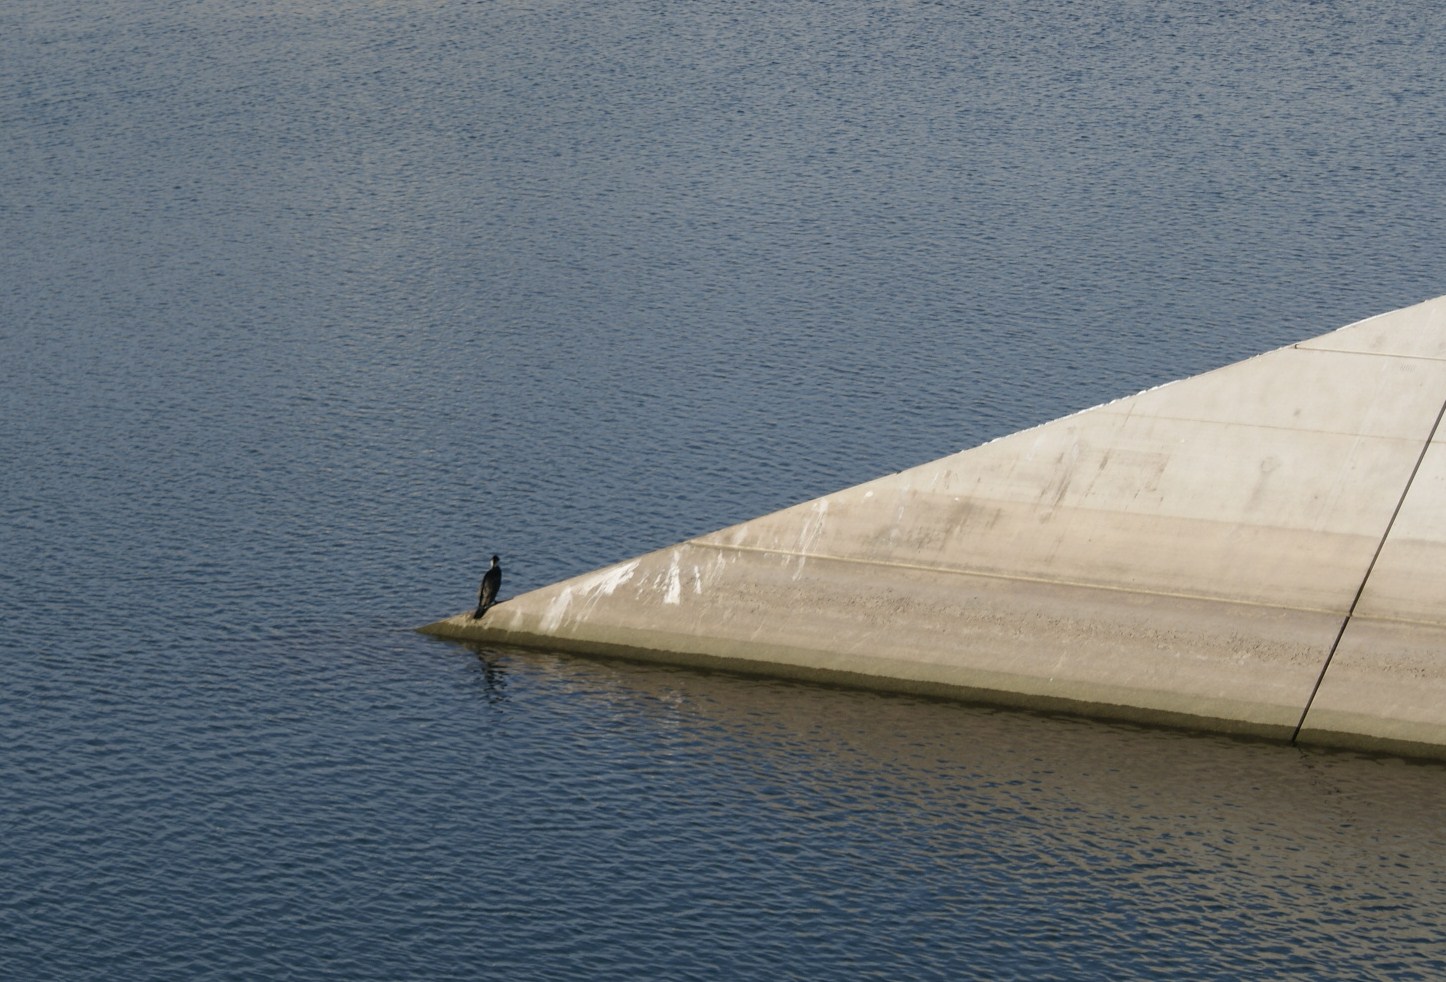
[1291,396,1446,743]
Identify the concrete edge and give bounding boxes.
[1292,726,1446,764]
[417,615,1298,743]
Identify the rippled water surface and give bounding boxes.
[4,0,1445,978]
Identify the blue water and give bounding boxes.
[4,1,1446,978]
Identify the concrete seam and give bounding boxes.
[1293,344,1446,361]
[1291,395,1446,743]
[691,540,1344,616]
[1093,409,1429,438]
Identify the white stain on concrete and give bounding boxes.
[588,560,641,596]
[797,498,828,551]
[685,549,728,595]
[664,552,682,605]
[540,590,574,633]
[784,499,829,578]
[540,559,641,631]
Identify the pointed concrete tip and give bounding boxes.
[417,613,470,636]
[424,296,1446,761]
[417,600,514,639]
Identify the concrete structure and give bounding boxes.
[422,296,1446,760]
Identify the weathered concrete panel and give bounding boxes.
[701,416,1423,611]
[699,336,1446,614]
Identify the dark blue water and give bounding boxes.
[4,1,1445,978]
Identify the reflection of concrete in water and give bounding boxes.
[507,640,1444,844]
[421,635,1446,971]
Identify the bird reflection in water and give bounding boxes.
[474,651,508,704]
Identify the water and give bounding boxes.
[4,0,1445,977]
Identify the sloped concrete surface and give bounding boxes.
[423,295,1446,758]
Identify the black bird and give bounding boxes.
[473,555,501,619]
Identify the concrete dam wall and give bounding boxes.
[422,295,1446,760]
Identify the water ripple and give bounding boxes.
[5,0,1446,977]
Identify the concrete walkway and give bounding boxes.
[422,295,1446,760]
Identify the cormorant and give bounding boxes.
[472,555,501,619]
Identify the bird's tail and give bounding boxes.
[471,605,488,620]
